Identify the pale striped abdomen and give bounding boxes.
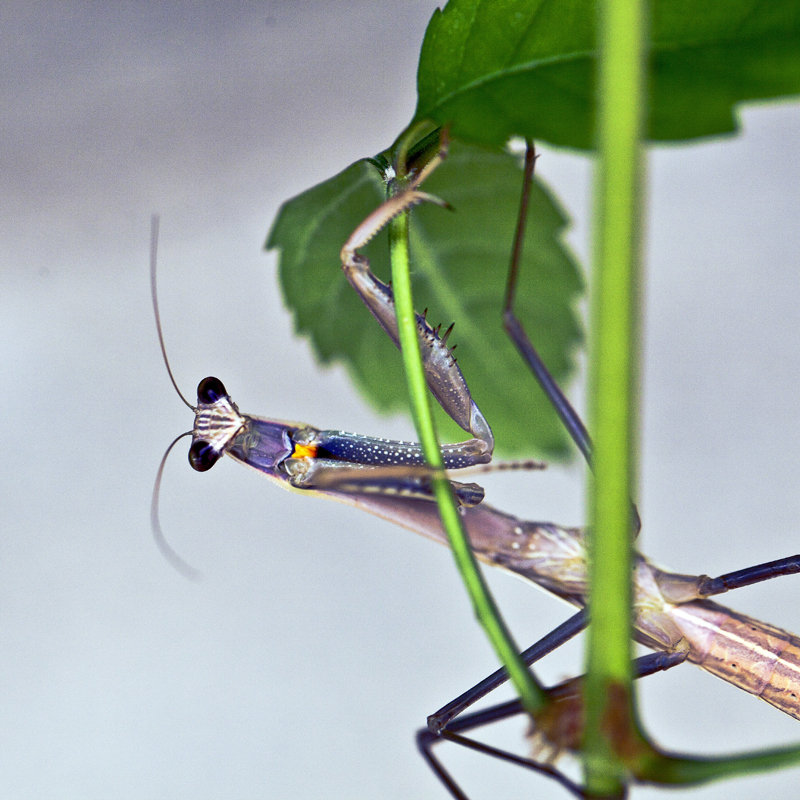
[669,600,800,720]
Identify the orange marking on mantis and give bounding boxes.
[292,443,318,459]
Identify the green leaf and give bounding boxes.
[266,142,583,458]
[414,0,800,150]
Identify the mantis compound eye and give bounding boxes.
[189,439,221,472]
[196,376,227,405]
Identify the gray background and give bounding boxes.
[3,2,799,798]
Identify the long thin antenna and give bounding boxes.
[151,430,201,580]
[150,215,195,411]
[149,215,200,579]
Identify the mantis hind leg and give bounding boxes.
[418,611,687,800]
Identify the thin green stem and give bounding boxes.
[387,194,547,717]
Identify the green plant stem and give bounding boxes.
[585,0,646,794]
[585,0,800,792]
[388,201,547,717]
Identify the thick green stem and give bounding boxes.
[585,0,646,793]
[585,0,800,792]
[388,200,547,716]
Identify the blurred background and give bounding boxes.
[2,2,799,798]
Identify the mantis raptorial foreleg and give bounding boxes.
[155,139,499,509]
[339,141,494,466]
[203,140,498,504]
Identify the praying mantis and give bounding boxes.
[152,136,800,797]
